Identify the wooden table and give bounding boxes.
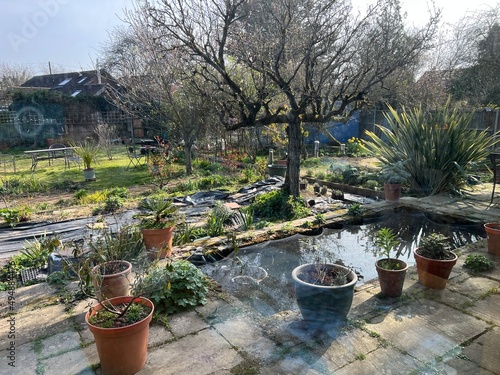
[24,147,77,171]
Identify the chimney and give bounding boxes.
[96,59,101,84]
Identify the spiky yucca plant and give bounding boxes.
[364,100,498,196]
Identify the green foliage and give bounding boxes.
[136,197,179,229]
[173,223,208,245]
[374,228,403,270]
[71,139,100,169]
[342,167,360,185]
[0,176,48,195]
[314,213,325,225]
[232,206,255,231]
[197,174,231,189]
[1,234,61,283]
[463,254,494,273]
[88,226,145,263]
[134,260,209,315]
[418,233,453,260]
[0,208,22,227]
[205,201,234,236]
[252,189,310,221]
[364,101,499,196]
[346,137,367,157]
[302,158,321,168]
[347,202,362,216]
[364,179,379,190]
[378,161,410,184]
[102,195,124,213]
[88,301,151,328]
[47,270,72,286]
[315,171,326,180]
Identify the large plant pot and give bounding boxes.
[141,226,174,258]
[484,223,500,255]
[384,183,402,202]
[267,164,287,177]
[86,296,154,375]
[414,249,458,289]
[91,261,132,302]
[292,263,357,325]
[83,168,96,181]
[375,259,408,297]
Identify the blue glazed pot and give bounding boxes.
[292,263,357,325]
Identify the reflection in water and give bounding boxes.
[202,209,484,316]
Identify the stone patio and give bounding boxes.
[0,190,499,374]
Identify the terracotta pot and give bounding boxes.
[413,248,458,289]
[292,263,357,325]
[86,296,154,375]
[484,223,500,255]
[276,159,287,166]
[384,183,402,202]
[375,259,408,297]
[141,226,174,258]
[91,261,132,302]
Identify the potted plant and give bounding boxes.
[414,233,458,289]
[331,189,344,200]
[313,182,320,193]
[60,241,154,375]
[291,262,358,326]
[85,295,154,375]
[71,138,100,181]
[320,185,328,195]
[378,161,410,202]
[374,227,408,297]
[136,197,180,258]
[86,226,145,301]
[483,223,500,255]
[299,179,308,190]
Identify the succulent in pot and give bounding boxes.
[414,233,458,289]
[136,197,181,258]
[379,161,410,202]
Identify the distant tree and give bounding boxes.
[95,122,118,160]
[131,0,438,197]
[450,22,500,106]
[0,63,32,97]
[101,25,211,174]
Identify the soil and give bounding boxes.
[297,264,350,286]
[88,302,152,328]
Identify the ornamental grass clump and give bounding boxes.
[364,99,499,196]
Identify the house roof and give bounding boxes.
[20,70,121,97]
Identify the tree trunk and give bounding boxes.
[285,116,301,198]
[184,144,193,175]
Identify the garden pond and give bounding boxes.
[201,208,485,316]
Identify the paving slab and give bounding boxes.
[41,347,94,375]
[0,342,37,375]
[213,316,277,363]
[138,328,244,375]
[467,293,500,326]
[457,328,500,374]
[334,346,424,375]
[0,283,59,318]
[366,299,490,362]
[0,304,72,349]
[168,309,209,337]
[39,330,81,359]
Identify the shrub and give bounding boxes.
[134,260,209,315]
[364,100,499,196]
[252,189,310,221]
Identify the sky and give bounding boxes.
[0,0,498,77]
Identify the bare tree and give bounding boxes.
[95,122,118,160]
[126,0,438,197]
[0,63,33,96]
[101,21,211,174]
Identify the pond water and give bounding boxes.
[201,208,485,317]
